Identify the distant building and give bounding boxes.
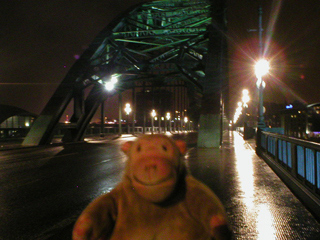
[280,107,307,138]
[279,102,320,139]
[237,101,284,129]
[306,102,320,135]
[264,102,285,128]
[0,105,37,138]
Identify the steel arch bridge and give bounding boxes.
[23,0,228,147]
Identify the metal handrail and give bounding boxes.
[261,131,320,190]
[257,130,320,220]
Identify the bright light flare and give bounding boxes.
[242,89,250,107]
[110,75,118,84]
[255,59,270,78]
[104,75,118,91]
[242,89,250,103]
[233,102,243,123]
[104,82,114,91]
[124,103,132,115]
[166,112,171,120]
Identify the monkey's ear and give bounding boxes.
[121,141,134,155]
[175,140,187,155]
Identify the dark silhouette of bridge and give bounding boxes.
[23,0,228,147]
[4,1,318,238]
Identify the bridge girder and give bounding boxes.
[23,0,228,146]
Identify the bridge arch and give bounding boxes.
[23,0,228,146]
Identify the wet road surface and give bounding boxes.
[185,132,320,239]
[0,132,319,239]
[0,135,136,239]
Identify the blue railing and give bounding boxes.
[259,131,320,219]
[261,132,320,191]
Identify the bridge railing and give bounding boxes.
[54,126,193,138]
[258,130,320,220]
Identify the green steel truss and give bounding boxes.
[91,0,211,91]
[23,0,226,145]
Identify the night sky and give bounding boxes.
[1,0,320,118]
[228,0,320,111]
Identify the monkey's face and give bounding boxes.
[122,135,186,203]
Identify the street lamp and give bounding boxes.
[104,74,118,91]
[184,117,188,131]
[233,102,243,126]
[166,112,171,132]
[242,89,250,139]
[242,89,250,108]
[124,103,131,133]
[99,75,118,136]
[151,109,156,134]
[255,59,269,128]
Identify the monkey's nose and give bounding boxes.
[145,164,157,171]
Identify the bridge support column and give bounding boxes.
[197,9,227,148]
[198,114,221,148]
[197,93,222,148]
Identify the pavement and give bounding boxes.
[3,131,320,239]
[185,131,320,239]
[84,131,320,239]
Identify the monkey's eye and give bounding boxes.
[137,144,141,152]
[162,145,167,151]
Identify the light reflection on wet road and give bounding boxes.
[0,132,319,239]
[224,132,320,239]
[184,131,320,239]
[0,138,130,239]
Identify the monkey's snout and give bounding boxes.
[144,164,158,171]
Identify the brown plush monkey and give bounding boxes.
[73,134,231,240]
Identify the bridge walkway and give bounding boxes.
[183,131,320,239]
[38,131,320,239]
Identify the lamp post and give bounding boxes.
[242,89,250,139]
[242,89,250,108]
[233,101,244,131]
[255,59,269,128]
[184,117,188,132]
[124,103,132,134]
[151,109,156,134]
[255,5,269,129]
[166,112,171,132]
[103,74,118,91]
[159,116,163,133]
[101,74,118,137]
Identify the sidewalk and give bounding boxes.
[185,131,320,239]
[33,132,320,239]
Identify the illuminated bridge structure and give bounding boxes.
[23,0,228,146]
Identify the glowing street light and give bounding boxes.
[104,75,118,91]
[124,103,132,133]
[233,102,243,124]
[124,103,132,115]
[242,89,250,108]
[255,59,270,79]
[184,116,189,131]
[151,109,156,134]
[166,112,171,120]
[166,112,171,132]
[255,59,269,128]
